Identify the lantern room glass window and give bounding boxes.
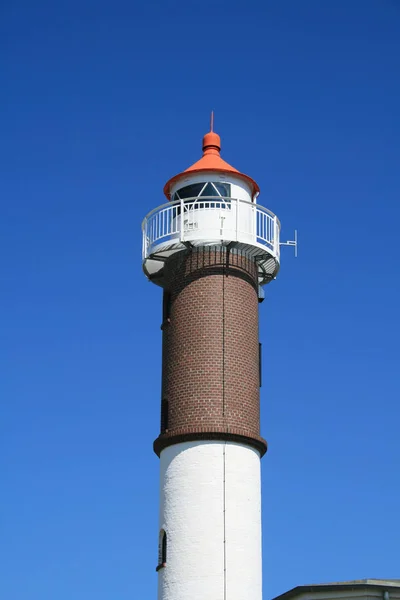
[172,182,231,207]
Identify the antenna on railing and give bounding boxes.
[280,229,298,257]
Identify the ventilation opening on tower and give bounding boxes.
[161,399,169,433]
[161,291,172,329]
[156,529,167,572]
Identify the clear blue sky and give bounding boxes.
[1,1,400,598]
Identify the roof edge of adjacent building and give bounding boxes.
[273,580,400,600]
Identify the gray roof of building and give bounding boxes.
[273,580,400,600]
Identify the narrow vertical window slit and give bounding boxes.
[156,530,167,571]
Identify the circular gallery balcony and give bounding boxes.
[142,197,280,286]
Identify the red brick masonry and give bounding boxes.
[154,246,267,457]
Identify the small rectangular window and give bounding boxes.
[162,291,171,325]
[161,399,169,433]
[259,343,262,387]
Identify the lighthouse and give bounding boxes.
[141,117,281,600]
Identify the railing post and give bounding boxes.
[274,216,279,257]
[235,198,239,241]
[180,199,184,242]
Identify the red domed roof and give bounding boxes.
[163,120,260,199]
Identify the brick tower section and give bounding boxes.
[154,246,267,457]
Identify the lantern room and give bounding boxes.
[142,121,281,286]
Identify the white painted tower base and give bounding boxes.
[158,441,262,600]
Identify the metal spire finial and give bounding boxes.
[210,110,214,132]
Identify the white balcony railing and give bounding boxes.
[142,197,280,261]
